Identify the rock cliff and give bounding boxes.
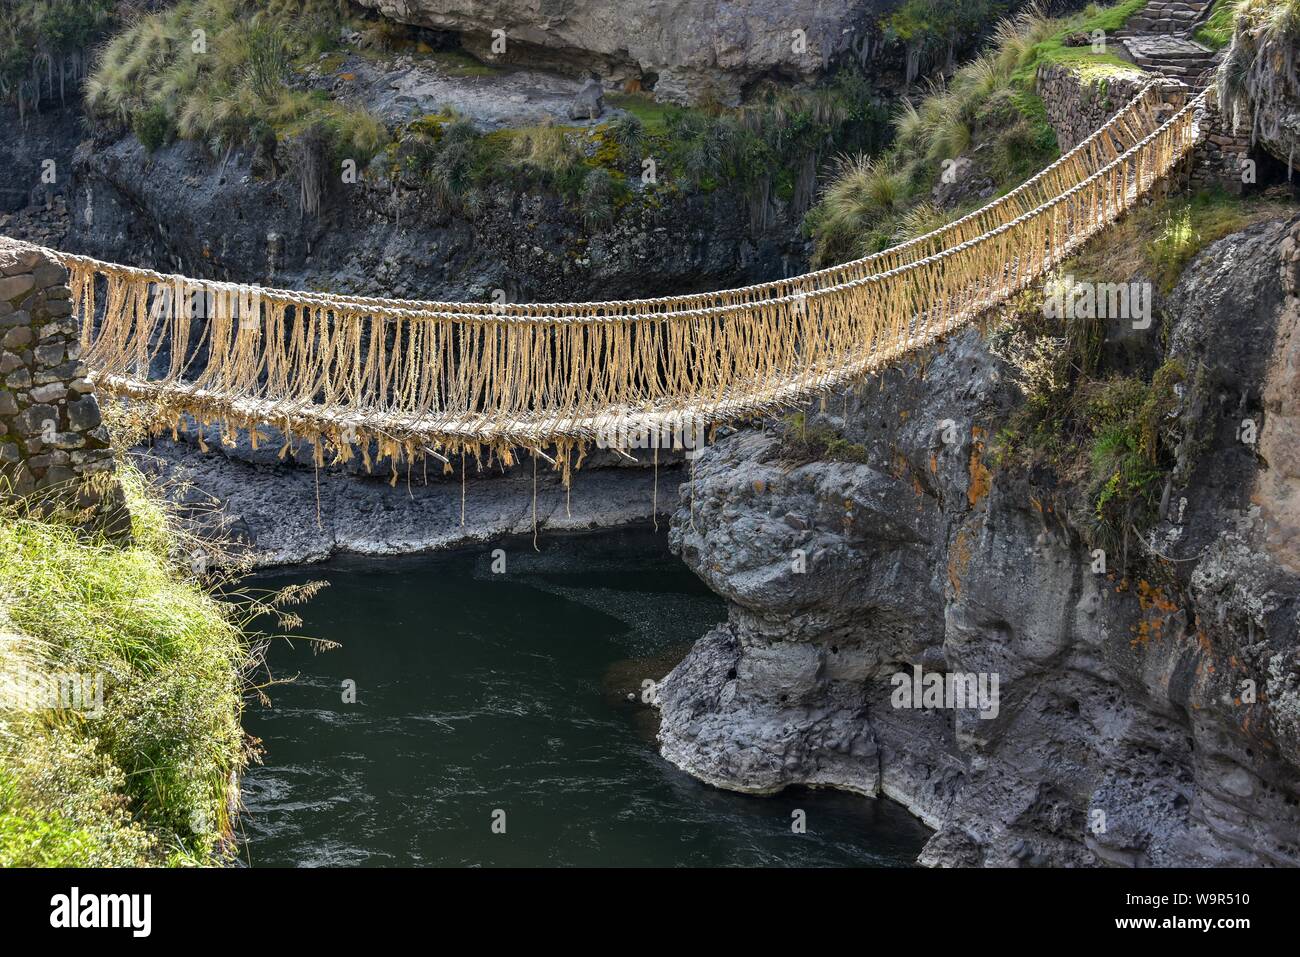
[355,0,897,103]
[658,217,1300,866]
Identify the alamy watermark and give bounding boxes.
[1043,274,1153,330]
[155,280,264,332]
[595,416,706,454]
[1,666,104,718]
[891,664,1000,719]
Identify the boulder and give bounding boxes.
[568,77,604,120]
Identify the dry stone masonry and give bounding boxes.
[0,240,125,532]
[1036,63,1151,152]
[1120,0,1218,85]
[1037,63,1253,196]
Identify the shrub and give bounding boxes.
[132,102,173,152]
[86,0,388,161]
[579,167,619,227]
[0,462,247,863]
[805,0,1147,267]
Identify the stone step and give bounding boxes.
[1121,33,1218,85]
[1124,0,1215,36]
[1126,17,1205,34]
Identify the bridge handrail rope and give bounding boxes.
[0,85,1208,478]
[31,81,1172,323]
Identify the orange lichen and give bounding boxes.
[1129,580,1181,648]
[967,427,991,507]
[948,526,974,597]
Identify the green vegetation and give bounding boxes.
[1083,359,1184,553]
[426,48,499,78]
[0,0,114,115]
[392,72,888,223]
[1005,0,1149,85]
[987,303,1184,556]
[606,92,676,134]
[82,0,888,223]
[1220,0,1300,134]
[0,464,244,864]
[989,188,1293,557]
[806,0,1151,267]
[779,413,869,465]
[86,0,390,165]
[884,1,1017,82]
[0,436,321,866]
[1077,189,1263,292]
[1195,0,1243,50]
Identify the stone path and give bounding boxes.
[1120,0,1220,86]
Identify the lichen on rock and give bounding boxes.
[657,216,1300,867]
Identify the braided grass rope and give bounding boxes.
[2,85,1207,484]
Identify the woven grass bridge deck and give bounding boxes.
[2,84,1207,479]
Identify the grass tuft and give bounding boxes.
[0,405,327,866]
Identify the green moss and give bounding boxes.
[312,50,347,74]
[607,92,676,134]
[780,413,870,464]
[426,48,498,78]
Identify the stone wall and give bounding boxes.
[1036,63,1151,151]
[0,240,126,534]
[1036,63,1253,196]
[1188,90,1254,195]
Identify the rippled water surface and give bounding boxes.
[240,526,931,866]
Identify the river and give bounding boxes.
[239,526,930,866]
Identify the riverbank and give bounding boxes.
[0,460,252,866]
[135,438,684,568]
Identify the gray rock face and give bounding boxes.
[355,0,894,103]
[138,438,678,568]
[65,113,806,308]
[1221,13,1300,172]
[658,218,1300,867]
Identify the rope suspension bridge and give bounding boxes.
[3,84,1207,483]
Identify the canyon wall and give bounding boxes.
[354,0,898,103]
[658,218,1300,866]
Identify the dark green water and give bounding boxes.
[239,526,931,867]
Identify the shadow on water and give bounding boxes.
[240,524,932,866]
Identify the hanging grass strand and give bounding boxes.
[2,85,1204,491]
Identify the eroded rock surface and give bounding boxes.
[658,218,1300,866]
[138,438,676,567]
[355,0,894,103]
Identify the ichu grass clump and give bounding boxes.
[806,0,1152,267]
[0,431,323,866]
[1219,0,1300,172]
[85,0,389,165]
